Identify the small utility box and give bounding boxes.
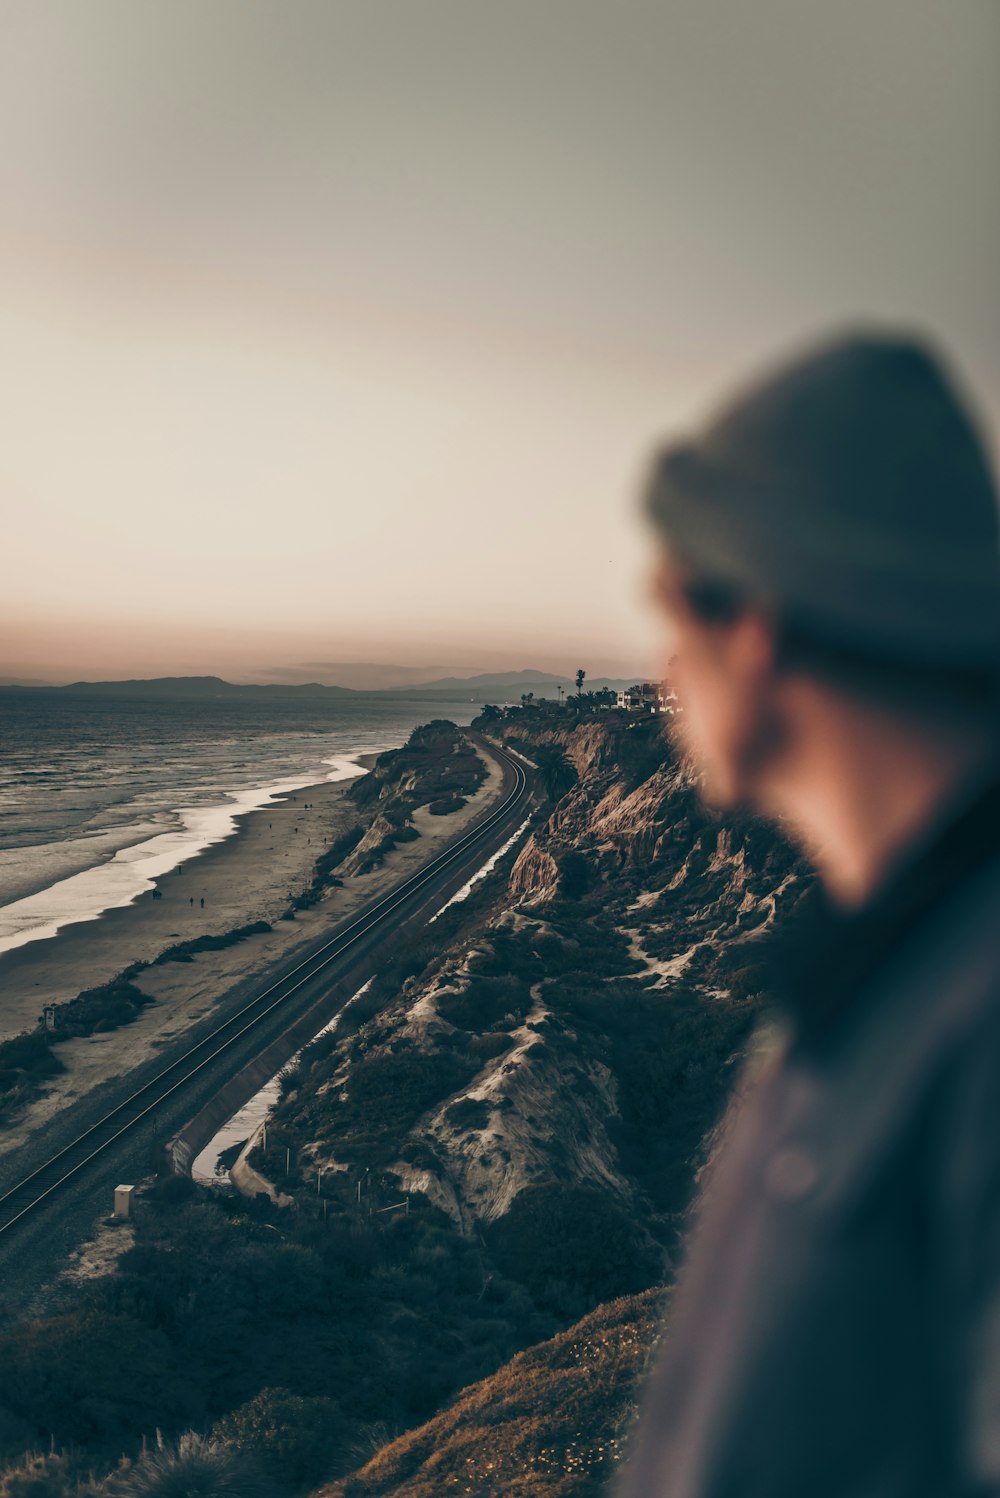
[114,1185,135,1220]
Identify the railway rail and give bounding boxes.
[0,738,529,1244]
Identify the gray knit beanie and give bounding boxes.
[645,330,1000,668]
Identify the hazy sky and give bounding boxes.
[2,2,998,682]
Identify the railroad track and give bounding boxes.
[0,739,529,1242]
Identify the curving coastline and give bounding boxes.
[0,763,380,1041]
[0,755,383,961]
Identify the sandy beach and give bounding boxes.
[0,743,504,1149]
[0,768,374,1038]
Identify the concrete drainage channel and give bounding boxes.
[187,978,375,1205]
[166,779,534,1203]
[164,965,374,1181]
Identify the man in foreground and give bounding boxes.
[616,332,1000,1496]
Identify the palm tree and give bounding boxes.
[575,668,586,702]
[532,745,578,802]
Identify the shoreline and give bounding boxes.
[0,739,505,1151]
[0,753,384,961]
[0,752,382,1040]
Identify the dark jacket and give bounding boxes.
[616,771,1000,1497]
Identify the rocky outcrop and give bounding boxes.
[339,813,408,875]
[507,839,559,901]
[590,762,700,868]
[269,712,809,1254]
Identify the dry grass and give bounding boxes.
[315,1289,666,1498]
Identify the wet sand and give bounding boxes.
[0,767,375,1040]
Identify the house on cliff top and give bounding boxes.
[616,680,676,714]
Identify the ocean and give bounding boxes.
[0,690,479,957]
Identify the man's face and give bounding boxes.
[649,550,778,809]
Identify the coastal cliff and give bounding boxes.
[0,711,811,1497]
[264,712,806,1278]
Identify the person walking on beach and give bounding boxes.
[616,331,1000,1497]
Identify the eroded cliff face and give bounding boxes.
[268,714,809,1267]
[507,721,801,963]
[510,758,698,898]
[381,948,628,1232]
[0,718,810,1498]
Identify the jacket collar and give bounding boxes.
[772,755,1000,1057]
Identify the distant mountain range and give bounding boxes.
[400,669,565,691]
[250,661,478,691]
[0,670,649,701]
[88,675,357,696]
[2,675,354,698]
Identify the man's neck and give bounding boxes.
[764,696,995,909]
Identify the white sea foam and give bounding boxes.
[0,692,478,964]
[0,758,370,958]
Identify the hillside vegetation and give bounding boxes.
[0,712,809,1496]
[319,1291,666,1498]
[0,722,484,1124]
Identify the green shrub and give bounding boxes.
[426,796,465,816]
[102,1433,273,1498]
[463,1033,514,1063]
[486,1185,661,1319]
[443,1097,492,1132]
[0,1310,193,1454]
[0,1030,59,1074]
[152,925,272,967]
[720,961,770,1001]
[0,1031,67,1121]
[0,1449,91,1497]
[556,850,592,899]
[435,977,529,1032]
[334,1051,478,1141]
[211,1387,346,1488]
